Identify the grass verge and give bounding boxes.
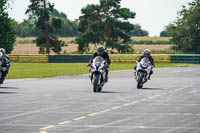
[7,63,190,79]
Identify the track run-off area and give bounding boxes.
[0,65,200,133]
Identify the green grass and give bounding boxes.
[7,63,190,79]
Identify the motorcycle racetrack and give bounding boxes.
[0,65,200,133]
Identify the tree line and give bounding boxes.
[1,0,148,54]
[14,8,148,38]
[2,0,199,54]
[160,0,200,54]
[14,9,79,37]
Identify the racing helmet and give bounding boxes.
[0,48,6,54]
[144,49,151,57]
[97,45,105,56]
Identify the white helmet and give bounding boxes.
[0,48,6,54]
[144,49,151,57]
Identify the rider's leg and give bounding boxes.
[105,69,108,82]
[148,69,153,80]
[0,70,8,84]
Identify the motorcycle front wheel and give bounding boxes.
[93,74,100,92]
[137,72,144,89]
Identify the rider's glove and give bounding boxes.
[105,64,109,68]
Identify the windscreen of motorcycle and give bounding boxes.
[94,56,104,67]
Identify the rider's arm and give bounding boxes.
[105,53,111,66]
[150,56,155,67]
[138,55,144,62]
[4,57,10,68]
[89,53,97,64]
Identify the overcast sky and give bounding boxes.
[8,0,192,36]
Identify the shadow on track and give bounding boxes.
[140,88,162,90]
[0,87,19,89]
[0,91,18,94]
[101,91,121,93]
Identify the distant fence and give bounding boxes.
[8,54,200,64]
[171,54,200,64]
[9,55,48,63]
[110,54,170,63]
[48,55,91,63]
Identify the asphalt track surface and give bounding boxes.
[0,65,200,133]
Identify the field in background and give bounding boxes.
[13,37,173,54]
[131,36,171,41]
[15,36,171,44]
[15,37,76,44]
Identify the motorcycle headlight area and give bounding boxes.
[140,63,148,69]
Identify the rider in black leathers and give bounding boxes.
[89,46,111,82]
[0,48,10,84]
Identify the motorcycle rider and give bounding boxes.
[0,48,10,84]
[89,45,111,82]
[135,49,155,80]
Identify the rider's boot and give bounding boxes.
[105,70,108,82]
[148,70,153,80]
[0,77,4,84]
[148,75,151,80]
[105,75,108,82]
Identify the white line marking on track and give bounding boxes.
[73,116,87,121]
[40,131,47,133]
[87,112,100,116]
[39,84,193,133]
[111,106,122,110]
[40,125,55,130]
[58,121,72,125]
[99,109,112,113]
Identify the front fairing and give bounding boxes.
[135,58,152,82]
[136,58,151,73]
[91,56,106,73]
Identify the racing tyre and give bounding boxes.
[93,74,99,93]
[137,72,144,89]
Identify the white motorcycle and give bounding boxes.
[89,56,108,93]
[134,57,152,89]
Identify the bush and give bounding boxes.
[129,40,173,45]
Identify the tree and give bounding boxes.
[14,9,79,37]
[13,19,39,37]
[160,30,169,37]
[160,24,175,37]
[26,0,64,54]
[128,24,149,36]
[51,9,79,37]
[76,0,136,53]
[0,0,16,54]
[169,0,200,53]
